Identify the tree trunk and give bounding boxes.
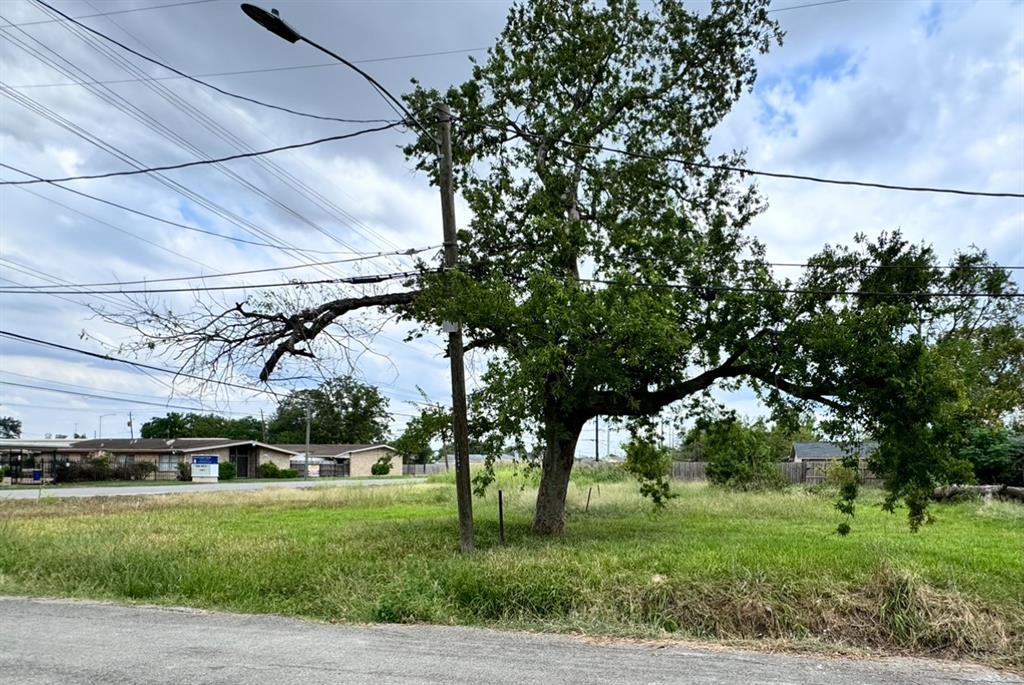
[532,421,582,535]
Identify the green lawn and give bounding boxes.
[0,473,1020,668]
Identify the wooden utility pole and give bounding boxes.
[595,416,599,462]
[436,101,474,552]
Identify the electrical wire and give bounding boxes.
[0,331,434,417]
[0,380,257,414]
[0,268,430,295]
[0,247,440,290]
[0,330,282,397]
[579,278,1024,298]
[6,47,491,90]
[28,0,396,125]
[0,122,403,187]
[0,26,391,277]
[5,0,220,27]
[29,9,415,265]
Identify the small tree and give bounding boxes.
[701,413,786,490]
[371,455,394,476]
[0,416,22,439]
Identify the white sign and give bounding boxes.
[308,464,320,478]
[191,455,219,481]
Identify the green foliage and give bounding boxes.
[0,415,22,439]
[141,412,262,440]
[622,430,674,507]
[218,462,237,481]
[268,376,390,445]
[371,455,393,476]
[961,425,1024,486]
[53,456,114,483]
[176,461,191,482]
[111,462,156,481]
[697,413,788,491]
[256,462,298,479]
[391,394,451,464]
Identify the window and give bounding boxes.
[158,454,179,472]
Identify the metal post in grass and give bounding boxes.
[585,486,592,513]
[498,490,506,545]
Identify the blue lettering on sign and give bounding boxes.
[192,455,218,465]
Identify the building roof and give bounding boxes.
[64,439,297,455]
[792,441,878,461]
[273,443,395,458]
[0,438,78,450]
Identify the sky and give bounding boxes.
[0,0,1021,453]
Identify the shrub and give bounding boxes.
[371,455,393,476]
[277,468,299,479]
[823,462,860,490]
[218,462,237,481]
[1,465,10,477]
[259,462,280,479]
[176,461,191,481]
[962,425,1024,486]
[112,461,157,481]
[702,417,787,491]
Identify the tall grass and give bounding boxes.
[0,478,1020,668]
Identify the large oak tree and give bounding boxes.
[110,0,1022,535]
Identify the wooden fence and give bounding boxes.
[402,462,450,476]
[672,460,880,486]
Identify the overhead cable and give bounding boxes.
[0,247,440,290]
[27,0,397,124]
[0,268,429,295]
[580,278,1024,298]
[5,0,219,27]
[0,121,402,186]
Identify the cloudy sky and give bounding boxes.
[1,0,1021,452]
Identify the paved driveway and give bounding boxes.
[0,477,424,500]
[0,597,1019,684]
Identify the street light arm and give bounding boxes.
[297,36,435,141]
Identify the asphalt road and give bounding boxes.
[0,478,425,500]
[0,598,1019,684]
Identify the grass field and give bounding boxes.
[0,470,1021,668]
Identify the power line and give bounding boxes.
[468,121,1024,199]
[26,0,397,125]
[583,140,1024,199]
[0,330,282,398]
[0,247,440,290]
[0,122,402,186]
[5,47,491,90]
[0,380,256,414]
[0,331,433,419]
[580,278,1024,298]
[769,0,851,12]
[0,268,428,295]
[4,0,220,27]
[768,261,1024,271]
[21,9,415,266]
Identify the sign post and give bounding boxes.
[191,455,219,484]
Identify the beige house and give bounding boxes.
[66,438,296,480]
[276,443,401,477]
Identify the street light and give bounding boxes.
[98,413,117,438]
[239,4,475,551]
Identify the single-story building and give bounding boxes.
[275,443,401,477]
[53,438,297,480]
[791,441,878,463]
